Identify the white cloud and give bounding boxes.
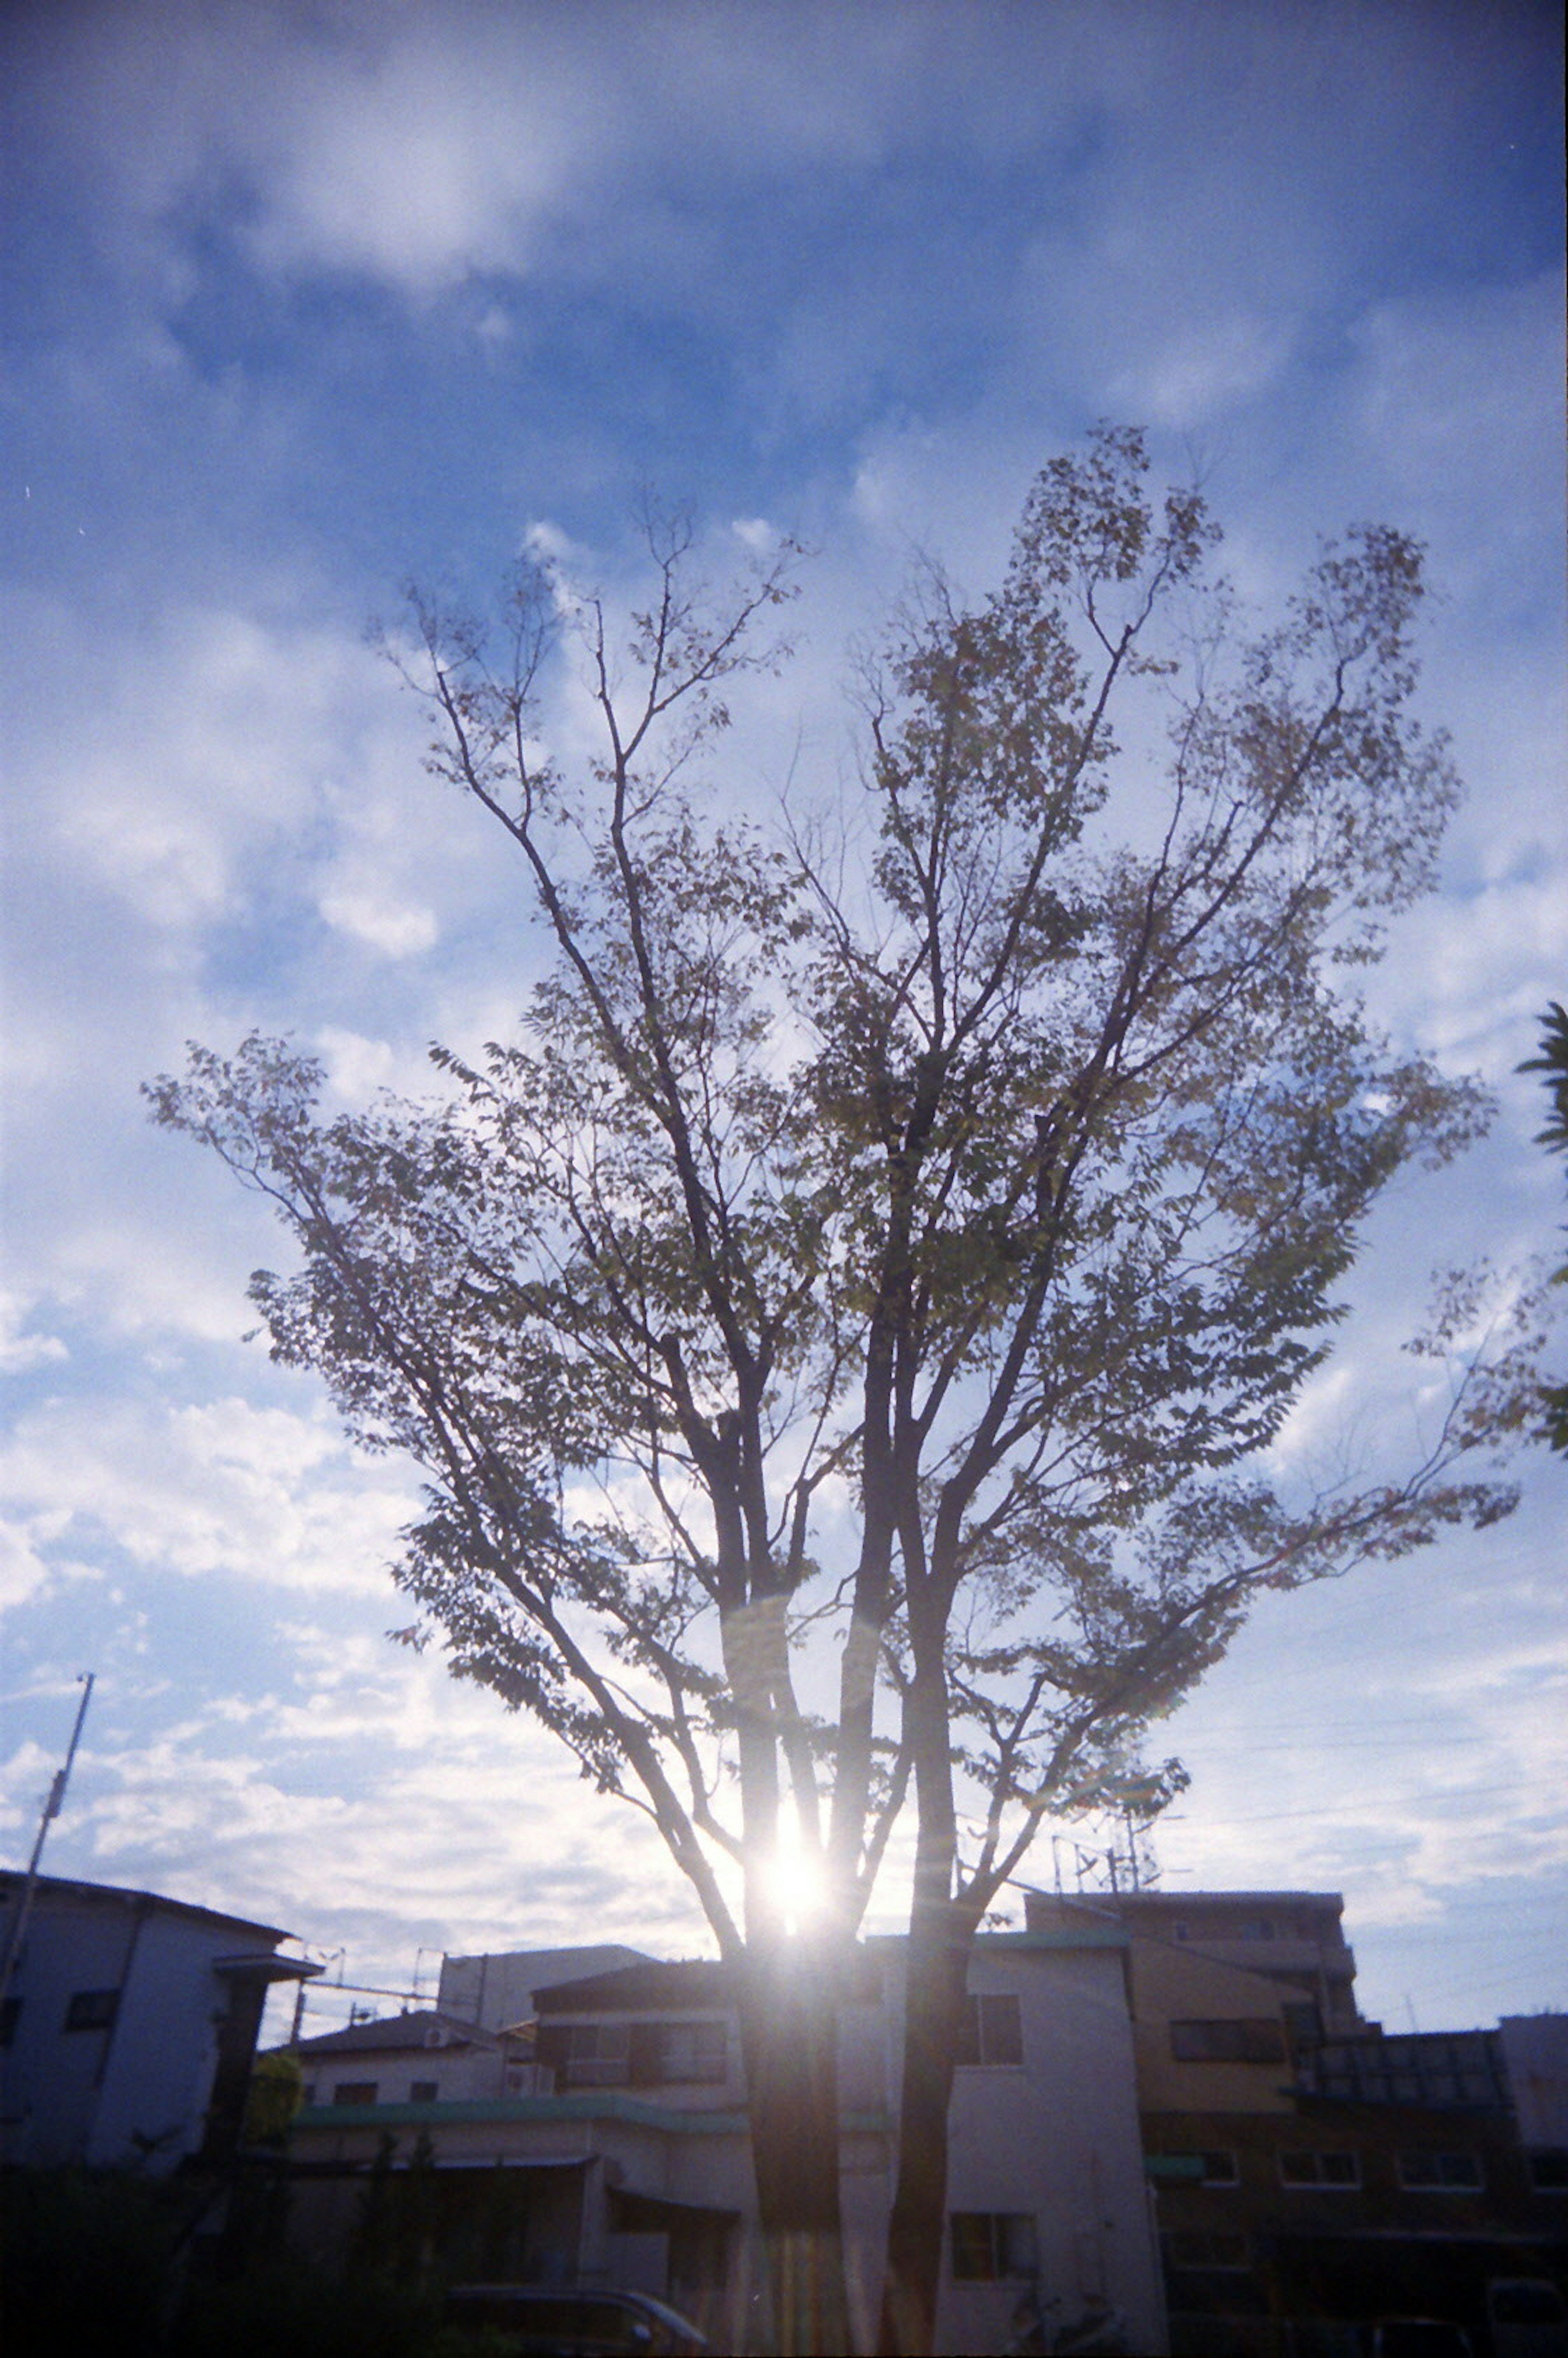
[0,1523,58,1614]
[1263,1365,1358,1478]
[238,31,591,293]
[0,1291,68,1374]
[473,302,513,347]
[29,601,387,931]
[0,1395,410,1600]
[317,885,438,958]
[1116,314,1294,430]
[314,1027,398,1102]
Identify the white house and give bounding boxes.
[0,1869,315,2173]
[293,2006,535,2111]
[282,1923,1167,2354]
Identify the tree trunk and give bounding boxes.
[739,1944,854,2357]
[878,1907,969,2356]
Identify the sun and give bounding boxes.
[767,1813,828,1935]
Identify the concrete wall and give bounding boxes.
[1500,2013,1568,2147]
[1123,1938,1300,2116]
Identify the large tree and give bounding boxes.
[151,433,1534,2356]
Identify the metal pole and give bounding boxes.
[0,1672,95,2004]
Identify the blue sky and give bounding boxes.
[2,0,1564,2037]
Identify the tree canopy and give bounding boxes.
[149,430,1542,2354]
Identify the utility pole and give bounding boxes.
[0,1672,95,2005]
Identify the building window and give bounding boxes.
[301,2083,316,2106]
[331,2081,378,2106]
[0,1997,20,2048]
[64,1988,120,2033]
[539,2016,728,2089]
[950,2212,1038,2282]
[1170,2018,1287,2064]
[1232,1917,1275,1940]
[1278,2150,1360,2188]
[1397,2151,1482,2191]
[409,2078,439,2104]
[1163,2229,1251,2272]
[538,2021,631,2087]
[646,2019,728,2084]
[956,1992,1023,2068]
[1527,2150,1568,2192]
[1151,2149,1238,2186]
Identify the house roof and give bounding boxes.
[535,1960,735,2015]
[1077,1888,1345,1912]
[0,1867,294,1946]
[292,2008,502,2057]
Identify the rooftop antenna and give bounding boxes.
[0,1672,95,2005]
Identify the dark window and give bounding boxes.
[1397,2150,1481,2191]
[537,2021,631,2087]
[1164,2229,1251,2271]
[1170,2017,1287,2064]
[1527,2149,1568,2191]
[301,2083,316,2106]
[628,2018,728,2086]
[331,2081,378,2106]
[1279,2150,1360,2188]
[1283,2000,1323,2048]
[64,1988,120,2033]
[654,2019,727,2084]
[955,1992,1023,2067]
[1148,2148,1238,2185]
[409,2078,439,2104]
[950,2212,1038,2282]
[0,1997,19,2048]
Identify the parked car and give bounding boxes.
[1486,2278,1568,2358]
[440,2284,708,2355]
[1365,2322,1475,2358]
